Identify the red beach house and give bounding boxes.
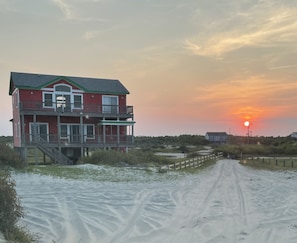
[9,72,135,164]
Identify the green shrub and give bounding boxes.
[80,149,170,166]
[0,143,22,168]
[0,171,32,242]
[216,144,271,158]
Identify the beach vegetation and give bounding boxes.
[0,142,23,169]
[79,149,170,166]
[0,171,33,242]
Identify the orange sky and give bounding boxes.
[1,0,297,137]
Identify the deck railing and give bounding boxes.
[19,101,133,117]
[24,134,134,147]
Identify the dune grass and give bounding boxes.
[240,158,297,171]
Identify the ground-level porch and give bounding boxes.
[17,113,135,164]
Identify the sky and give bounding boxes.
[1,0,297,137]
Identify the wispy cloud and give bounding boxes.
[269,64,297,70]
[51,0,106,22]
[184,6,297,58]
[192,77,297,120]
[52,0,74,19]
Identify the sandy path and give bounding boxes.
[14,160,297,243]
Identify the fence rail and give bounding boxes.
[161,152,223,171]
[247,157,297,168]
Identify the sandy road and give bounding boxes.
[14,160,297,243]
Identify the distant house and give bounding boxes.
[290,132,297,139]
[205,132,228,144]
[9,72,135,164]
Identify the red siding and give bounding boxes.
[119,95,126,107]
[12,90,21,147]
[84,93,102,106]
[19,90,42,102]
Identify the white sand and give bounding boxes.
[0,232,6,242]
[14,160,297,243]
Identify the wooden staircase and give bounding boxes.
[33,138,73,165]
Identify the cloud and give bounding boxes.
[184,6,297,58]
[51,0,106,22]
[269,64,297,70]
[52,0,74,19]
[192,76,297,121]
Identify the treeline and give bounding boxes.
[228,135,294,146]
[135,134,297,157]
[135,135,208,150]
[0,136,13,144]
[135,134,295,147]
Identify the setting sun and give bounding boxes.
[244,121,250,127]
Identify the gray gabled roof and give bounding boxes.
[9,72,130,95]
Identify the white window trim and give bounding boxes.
[43,92,53,108]
[29,122,49,142]
[60,124,68,139]
[42,84,84,111]
[73,94,83,110]
[85,124,95,139]
[54,83,72,92]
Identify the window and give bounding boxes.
[102,96,118,113]
[55,85,71,92]
[42,84,83,112]
[44,93,53,107]
[56,94,71,112]
[74,95,82,109]
[61,125,68,138]
[85,125,94,139]
[29,123,48,142]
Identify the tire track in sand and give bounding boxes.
[199,162,226,214]
[232,163,248,226]
[109,190,153,243]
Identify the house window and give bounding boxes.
[60,125,68,138]
[56,95,66,108]
[43,93,53,107]
[29,123,49,142]
[102,95,118,113]
[42,84,84,112]
[73,94,82,109]
[85,125,94,139]
[55,85,71,92]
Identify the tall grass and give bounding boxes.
[79,149,170,166]
[0,143,23,168]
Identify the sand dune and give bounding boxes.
[14,160,297,243]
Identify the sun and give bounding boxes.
[244,121,250,127]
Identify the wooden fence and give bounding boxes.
[248,157,297,168]
[160,152,223,171]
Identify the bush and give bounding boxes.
[216,144,271,158]
[0,143,22,168]
[0,171,32,242]
[79,149,170,166]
